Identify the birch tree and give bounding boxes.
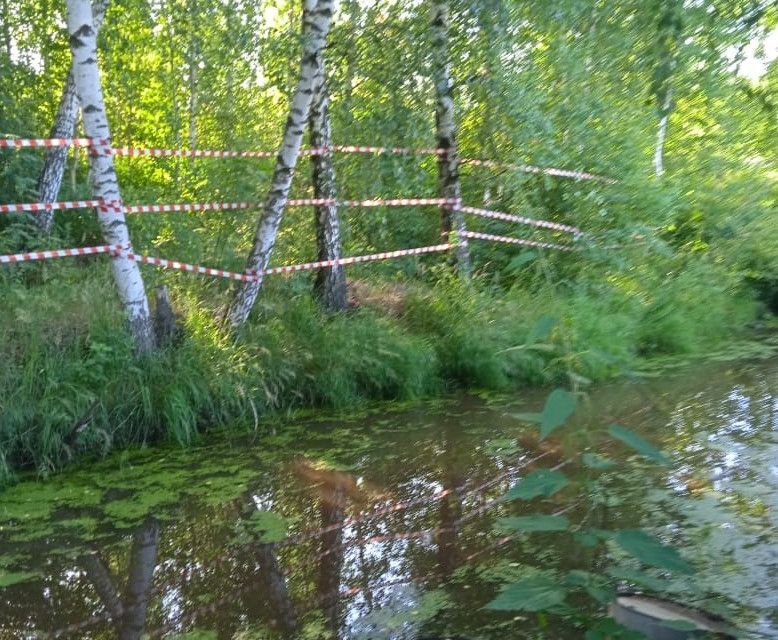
[36,0,108,234]
[66,0,156,354]
[228,0,335,329]
[431,0,470,278]
[309,25,347,312]
[650,0,682,178]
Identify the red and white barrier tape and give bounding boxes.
[120,197,458,214]
[0,137,105,149]
[0,200,103,214]
[0,137,615,183]
[113,250,256,282]
[458,205,581,235]
[460,230,575,252]
[461,158,617,184]
[256,243,452,276]
[0,244,124,264]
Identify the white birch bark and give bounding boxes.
[431,0,471,279]
[228,0,335,329]
[66,0,156,354]
[654,89,672,178]
[310,32,347,312]
[36,0,107,234]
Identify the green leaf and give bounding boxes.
[0,570,39,588]
[496,515,570,532]
[585,618,647,640]
[614,530,693,574]
[582,452,616,470]
[608,424,671,466]
[539,389,577,439]
[606,566,665,591]
[504,469,570,501]
[507,251,538,272]
[565,570,615,604]
[527,315,557,344]
[245,510,289,543]
[485,576,567,611]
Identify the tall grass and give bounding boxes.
[0,246,759,485]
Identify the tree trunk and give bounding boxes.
[66,0,156,354]
[227,0,335,330]
[36,0,107,234]
[654,89,672,178]
[119,518,160,640]
[310,45,347,311]
[431,0,470,279]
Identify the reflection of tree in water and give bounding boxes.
[80,517,160,640]
[256,542,298,634]
[318,481,347,634]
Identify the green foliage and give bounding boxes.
[504,469,570,501]
[609,424,671,466]
[496,515,570,532]
[485,575,568,611]
[614,529,694,575]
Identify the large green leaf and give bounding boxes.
[485,576,567,611]
[614,530,693,574]
[245,510,289,543]
[504,469,570,501]
[539,389,577,439]
[606,566,665,591]
[608,424,671,466]
[565,570,615,604]
[496,515,570,532]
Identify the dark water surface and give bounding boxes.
[1,359,777,639]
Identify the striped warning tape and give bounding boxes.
[458,205,582,235]
[120,197,459,214]
[257,244,452,276]
[0,200,103,214]
[460,230,576,252]
[0,137,615,183]
[0,244,124,264]
[461,158,618,184]
[113,250,257,282]
[0,137,105,149]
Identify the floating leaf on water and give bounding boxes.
[245,510,289,543]
[614,530,693,575]
[496,515,570,532]
[504,469,570,501]
[582,452,616,470]
[485,576,567,611]
[608,424,671,466]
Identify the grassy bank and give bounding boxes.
[0,244,760,486]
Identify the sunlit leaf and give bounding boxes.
[504,469,570,501]
[0,570,39,588]
[614,530,693,574]
[245,510,289,543]
[608,424,671,466]
[485,576,567,611]
[496,515,570,532]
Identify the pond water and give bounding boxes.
[1,358,777,639]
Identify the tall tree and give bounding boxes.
[227,0,335,330]
[431,0,470,278]
[309,26,347,312]
[36,0,108,234]
[650,0,683,177]
[66,0,156,354]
